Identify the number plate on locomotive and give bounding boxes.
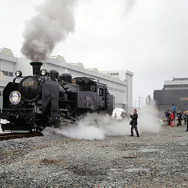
[85,96,91,100]
[22,81,35,86]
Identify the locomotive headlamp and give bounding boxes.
[40,69,47,76]
[9,91,21,105]
[15,70,22,77]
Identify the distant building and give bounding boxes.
[101,70,133,113]
[154,77,188,112]
[0,47,133,112]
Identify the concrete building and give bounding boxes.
[154,77,188,112]
[0,47,133,112]
[101,70,133,113]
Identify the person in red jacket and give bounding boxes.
[170,112,174,127]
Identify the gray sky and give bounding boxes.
[1,0,188,107]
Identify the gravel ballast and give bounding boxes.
[0,124,188,187]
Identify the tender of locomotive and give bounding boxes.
[0,62,113,132]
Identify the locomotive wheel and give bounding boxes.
[30,125,44,133]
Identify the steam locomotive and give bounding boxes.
[0,62,113,132]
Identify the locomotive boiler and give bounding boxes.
[0,62,113,132]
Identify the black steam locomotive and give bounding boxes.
[0,62,113,132]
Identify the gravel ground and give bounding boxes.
[0,123,188,188]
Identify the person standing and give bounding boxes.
[130,109,139,137]
[186,113,188,132]
[172,104,176,126]
[177,111,182,126]
[183,111,187,125]
[170,112,174,127]
[166,110,170,125]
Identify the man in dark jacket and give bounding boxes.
[130,109,139,137]
[166,110,171,125]
[183,111,187,125]
[177,111,182,126]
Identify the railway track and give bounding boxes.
[0,132,43,141]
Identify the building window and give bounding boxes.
[110,73,119,76]
[2,70,13,77]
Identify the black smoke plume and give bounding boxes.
[21,0,76,61]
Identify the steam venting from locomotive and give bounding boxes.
[43,102,161,140]
[21,0,76,61]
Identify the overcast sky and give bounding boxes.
[1,0,188,107]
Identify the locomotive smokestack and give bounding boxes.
[30,62,43,76]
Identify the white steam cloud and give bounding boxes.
[21,0,76,61]
[139,101,161,133]
[42,102,161,140]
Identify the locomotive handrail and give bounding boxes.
[13,77,22,83]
